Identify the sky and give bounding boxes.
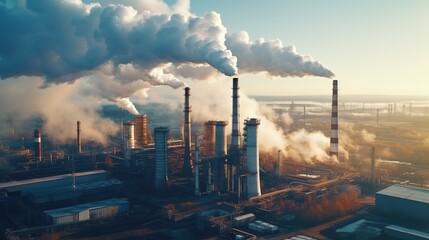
[187,0,429,96]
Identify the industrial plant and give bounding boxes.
[0,77,429,240]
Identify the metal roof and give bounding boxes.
[377,184,429,204]
[386,225,429,239]
[0,170,106,190]
[44,198,128,218]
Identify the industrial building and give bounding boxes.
[375,184,429,222]
[44,198,129,225]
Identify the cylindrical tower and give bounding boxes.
[34,129,42,161]
[123,122,135,150]
[330,80,339,160]
[244,118,261,198]
[203,121,216,156]
[77,121,81,153]
[194,135,200,196]
[154,127,169,190]
[229,77,240,192]
[134,115,149,147]
[183,87,192,176]
[215,121,228,192]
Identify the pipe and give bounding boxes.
[183,87,192,176]
[329,80,339,160]
[77,121,81,153]
[194,135,200,196]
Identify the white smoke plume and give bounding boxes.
[226,31,335,78]
[361,129,376,143]
[285,129,333,163]
[0,0,335,145]
[0,77,118,144]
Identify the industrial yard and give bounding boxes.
[0,77,428,240]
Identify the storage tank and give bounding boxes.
[123,122,135,149]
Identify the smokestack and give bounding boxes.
[154,127,169,190]
[34,129,42,161]
[77,121,81,153]
[123,122,135,150]
[229,77,240,192]
[215,121,228,192]
[244,118,261,198]
[330,80,339,160]
[370,146,376,186]
[183,87,192,176]
[277,149,281,178]
[376,109,379,126]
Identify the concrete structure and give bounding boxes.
[34,129,42,161]
[134,115,150,148]
[154,127,169,190]
[183,87,192,176]
[44,198,129,225]
[244,118,261,198]
[375,184,429,222]
[215,121,228,192]
[330,80,339,160]
[77,121,81,153]
[123,122,135,150]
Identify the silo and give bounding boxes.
[244,118,261,198]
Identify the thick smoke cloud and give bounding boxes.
[226,31,335,78]
[0,0,335,146]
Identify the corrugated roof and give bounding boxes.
[0,170,107,190]
[44,198,128,218]
[377,184,429,204]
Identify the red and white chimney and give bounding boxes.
[330,80,339,160]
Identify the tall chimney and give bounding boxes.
[229,77,240,191]
[77,121,81,153]
[370,146,376,186]
[244,118,261,198]
[34,129,42,161]
[330,80,339,160]
[183,87,192,176]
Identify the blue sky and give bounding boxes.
[187,0,429,96]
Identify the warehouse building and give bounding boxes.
[375,184,429,222]
[44,198,129,225]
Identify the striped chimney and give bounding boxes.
[330,80,339,160]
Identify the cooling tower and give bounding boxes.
[154,127,169,190]
[77,121,81,153]
[183,87,192,176]
[34,129,42,161]
[215,121,228,192]
[329,80,339,160]
[134,115,149,147]
[123,122,135,150]
[244,118,261,198]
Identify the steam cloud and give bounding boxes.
[0,0,335,145]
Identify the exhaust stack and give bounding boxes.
[77,121,81,153]
[330,80,339,160]
[34,129,42,161]
[229,77,240,191]
[183,87,192,176]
